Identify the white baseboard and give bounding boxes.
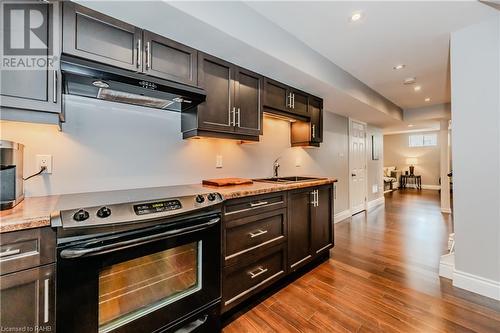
[422,184,441,190]
[439,253,455,279]
[453,270,500,301]
[334,209,351,223]
[367,196,385,211]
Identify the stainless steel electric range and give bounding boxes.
[51,190,224,333]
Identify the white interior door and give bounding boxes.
[349,120,367,215]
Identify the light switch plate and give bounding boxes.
[372,184,378,193]
[36,154,52,174]
[216,155,223,168]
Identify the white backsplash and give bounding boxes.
[1,95,345,200]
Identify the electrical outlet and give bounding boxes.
[295,157,301,167]
[36,154,52,174]
[216,155,223,168]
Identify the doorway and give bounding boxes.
[349,119,367,215]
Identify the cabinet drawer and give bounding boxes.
[225,209,286,261]
[223,244,285,311]
[0,227,56,276]
[223,192,286,220]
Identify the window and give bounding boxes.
[409,133,437,147]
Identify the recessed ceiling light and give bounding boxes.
[350,12,362,22]
[404,77,416,85]
[414,85,422,92]
[424,97,431,102]
[408,124,414,128]
[393,64,405,70]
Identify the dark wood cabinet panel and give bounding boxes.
[0,227,56,276]
[0,264,55,332]
[311,185,333,254]
[287,188,313,271]
[263,78,289,112]
[196,53,235,133]
[291,96,323,147]
[1,2,61,114]
[63,2,141,71]
[291,89,308,117]
[310,97,323,143]
[225,208,286,263]
[223,192,286,221]
[143,31,197,86]
[234,68,263,136]
[223,244,285,312]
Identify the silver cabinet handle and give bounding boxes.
[292,93,295,109]
[249,201,269,208]
[249,229,268,238]
[287,92,291,108]
[43,278,49,323]
[146,41,151,70]
[237,107,241,127]
[52,71,57,103]
[137,39,141,68]
[230,107,236,126]
[248,267,268,279]
[0,248,21,258]
[312,124,316,138]
[316,190,319,207]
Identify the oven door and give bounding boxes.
[56,213,221,333]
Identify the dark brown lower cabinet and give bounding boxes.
[311,185,333,254]
[288,185,333,272]
[287,188,314,271]
[222,184,334,313]
[0,264,55,332]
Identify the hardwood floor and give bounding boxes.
[223,189,500,332]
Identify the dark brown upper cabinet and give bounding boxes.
[291,96,323,147]
[263,78,309,120]
[142,31,198,86]
[63,3,198,86]
[234,68,263,136]
[1,1,61,117]
[182,53,262,141]
[287,185,333,272]
[63,2,142,72]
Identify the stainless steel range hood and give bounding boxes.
[60,55,206,112]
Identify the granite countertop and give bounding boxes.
[0,177,337,233]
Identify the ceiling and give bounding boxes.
[246,1,498,110]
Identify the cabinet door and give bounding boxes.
[310,97,323,143]
[311,186,333,254]
[288,189,313,271]
[63,2,142,71]
[234,68,262,136]
[291,90,308,116]
[197,53,235,133]
[0,264,55,332]
[263,78,289,112]
[143,31,197,86]
[1,2,60,114]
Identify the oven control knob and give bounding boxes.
[73,209,90,222]
[207,193,217,201]
[195,195,205,204]
[97,206,112,218]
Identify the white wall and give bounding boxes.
[1,96,352,213]
[451,14,500,299]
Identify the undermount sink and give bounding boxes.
[254,176,324,184]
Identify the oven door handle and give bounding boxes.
[60,217,220,259]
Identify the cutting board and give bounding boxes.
[202,178,253,187]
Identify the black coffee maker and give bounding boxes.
[0,140,24,210]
